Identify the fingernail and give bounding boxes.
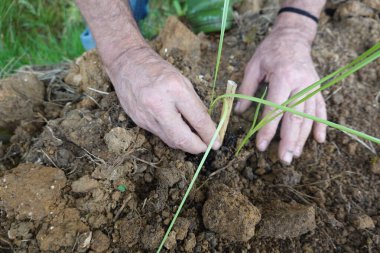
[294,146,302,157]
[234,101,241,112]
[317,132,326,143]
[257,140,268,151]
[282,151,293,165]
[214,139,222,149]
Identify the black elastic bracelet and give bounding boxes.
[278,7,319,24]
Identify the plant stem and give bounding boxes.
[156,102,229,253]
[219,80,237,143]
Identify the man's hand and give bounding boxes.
[76,0,220,154]
[235,0,327,164]
[108,45,221,154]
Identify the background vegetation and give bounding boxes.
[0,0,85,74]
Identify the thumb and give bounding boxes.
[235,60,262,113]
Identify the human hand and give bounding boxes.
[107,45,221,154]
[235,26,327,164]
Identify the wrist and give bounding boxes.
[272,0,326,45]
[272,14,317,45]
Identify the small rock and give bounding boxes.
[164,231,177,250]
[104,127,133,154]
[202,184,261,242]
[184,233,197,252]
[0,163,66,221]
[159,16,201,63]
[77,231,92,252]
[335,1,375,20]
[371,157,380,174]
[258,200,316,239]
[91,230,110,252]
[71,175,99,193]
[351,214,375,230]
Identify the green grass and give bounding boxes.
[0,0,85,75]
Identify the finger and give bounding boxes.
[176,84,222,150]
[256,77,291,152]
[235,60,263,113]
[157,106,208,154]
[313,93,327,143]
[278,99,305,165]
[293,99,315,158]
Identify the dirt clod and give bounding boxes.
[71,175,100,193]
[184,233,197,252]
[159,16,201,63]
[0,163,66,221]
[258,200,316,239]
[0,73,45,129]
[117,216,142,248]
[371,157,380,174]
[36,208,89,251]
[91,230,110,252]
[351,214,375,230]
[174,217,190,240]
[164,231,177,250]
[104,127,133,154]
[7,222,34,240]
[141,224,165,250]
[335,1,375,20]
[156,166,182,187]
[202,184,261,242]
[64,49,110,102]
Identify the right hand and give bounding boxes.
[106,45,221,154]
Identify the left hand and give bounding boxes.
[235,27,327,164]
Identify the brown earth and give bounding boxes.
[1,0,380,252]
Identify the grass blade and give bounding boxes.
[236,87,267,154]
[157,101,229,253]
[210,0,230,103]
[211,94,380,144]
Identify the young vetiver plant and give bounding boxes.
[157,0,380,251]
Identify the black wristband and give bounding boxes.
[278,7,319,24]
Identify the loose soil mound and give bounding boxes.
[1,1,380,252]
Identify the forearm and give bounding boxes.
[75,0,148,68]
[273,0,326,44]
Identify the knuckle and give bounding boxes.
[174,136,190,149]
[140,91,164,111]
[193,112,211,130]
[290,113,304,124]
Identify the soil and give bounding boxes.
[1,0,380,252]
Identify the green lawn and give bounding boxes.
[0,0,85,76]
